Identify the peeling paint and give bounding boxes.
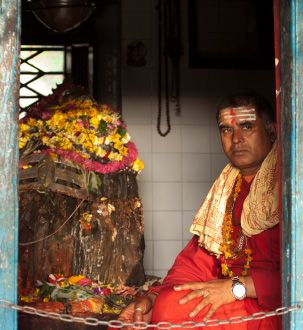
[0,1,20,329]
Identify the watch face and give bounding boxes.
[233,283,246,299]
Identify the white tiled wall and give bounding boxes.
[121,0,275,278]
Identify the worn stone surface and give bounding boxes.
[18,171,145,293]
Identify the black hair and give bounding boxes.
[216,92,276,125]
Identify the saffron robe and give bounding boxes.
[150,179,281,329]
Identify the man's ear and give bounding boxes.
[266,122,276,142]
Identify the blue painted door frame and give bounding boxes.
[0,1,20,330]
[281,0,303,328]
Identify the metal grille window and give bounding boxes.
[20,45,65,111]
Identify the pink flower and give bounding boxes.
[41,141,138,174]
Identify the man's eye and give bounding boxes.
[221,127,232,134]
[241,123,252,130]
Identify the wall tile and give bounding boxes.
[153,211,182,240]
[182,239,192,249]
[182,210,196,240]
[153,270,168,279]
[122,0,153,14]
[122,13,152,39]
[122,68,152,96]
[180,69,210,97]
[144,211,153,240]
[182,182,212,211]
[137,152,152,182]
[153,182,182,211]
[143,240,153,270]
[180,97,213,125]
[182,125,210,153]
[152,125,182,153]
[153,153,182,181]
[122,96,152,124]
[182,153,211,182]
[210,125,223,153]
[153,240,183,270]
[127,124,152,153]
[138,182,153,211]
[211,154,228,181]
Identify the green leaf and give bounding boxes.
[98,120,107,135]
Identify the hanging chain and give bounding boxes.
[1,299,302,328]
[156,0,182,137]
[157,0,171,137]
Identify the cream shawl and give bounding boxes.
[190,142,279,257]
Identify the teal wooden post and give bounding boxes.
[0,0,20,329]
[280,0,303,328]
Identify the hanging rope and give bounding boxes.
[19,199,85,246]
[157,0,182,137]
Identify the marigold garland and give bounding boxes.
[220,174,253,277]
[19,98,144,174]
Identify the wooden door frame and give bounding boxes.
[0,0,20,329]
[280,0,303,328]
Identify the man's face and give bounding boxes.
[218,106,275,176]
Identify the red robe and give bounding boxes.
[150,179,281,329]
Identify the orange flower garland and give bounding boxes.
[220,174,253,277]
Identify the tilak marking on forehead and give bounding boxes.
[219,107,256,126]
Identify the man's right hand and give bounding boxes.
[116,294,156,330]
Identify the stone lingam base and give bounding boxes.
[18,155,146,294]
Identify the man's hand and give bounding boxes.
[174,279,235,320]
[116,294,156,330]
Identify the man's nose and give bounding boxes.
[232,128,243,143]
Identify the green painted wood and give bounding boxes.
[0,0,20,329]
[280,0,303,328]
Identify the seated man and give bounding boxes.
[116,93,280,329]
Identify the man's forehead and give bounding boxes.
[218,106,257,125]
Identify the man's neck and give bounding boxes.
[243,174,255,183]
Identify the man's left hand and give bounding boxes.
[174,279,235,320]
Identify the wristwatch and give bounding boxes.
[230,276,247,300]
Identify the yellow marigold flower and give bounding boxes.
[19,123,30,132]
[27,118,38,127]
[90,116,99,129]
[19,138,28,149]
[108,152,122,161]
[114,142,123,150]
[119,146,128,156]
[68,275,85,285]
[132,158,144,172]
[21,165,32,170]
[103,115,113,123]
[121,133,131,144]
[111,133,121,142]
[224,251,232,258]
[221,264,229,276]
[20,295,34,303]
[95,147,107,158]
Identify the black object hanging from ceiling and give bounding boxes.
[157,0,182,137]
[29,0,96,33]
